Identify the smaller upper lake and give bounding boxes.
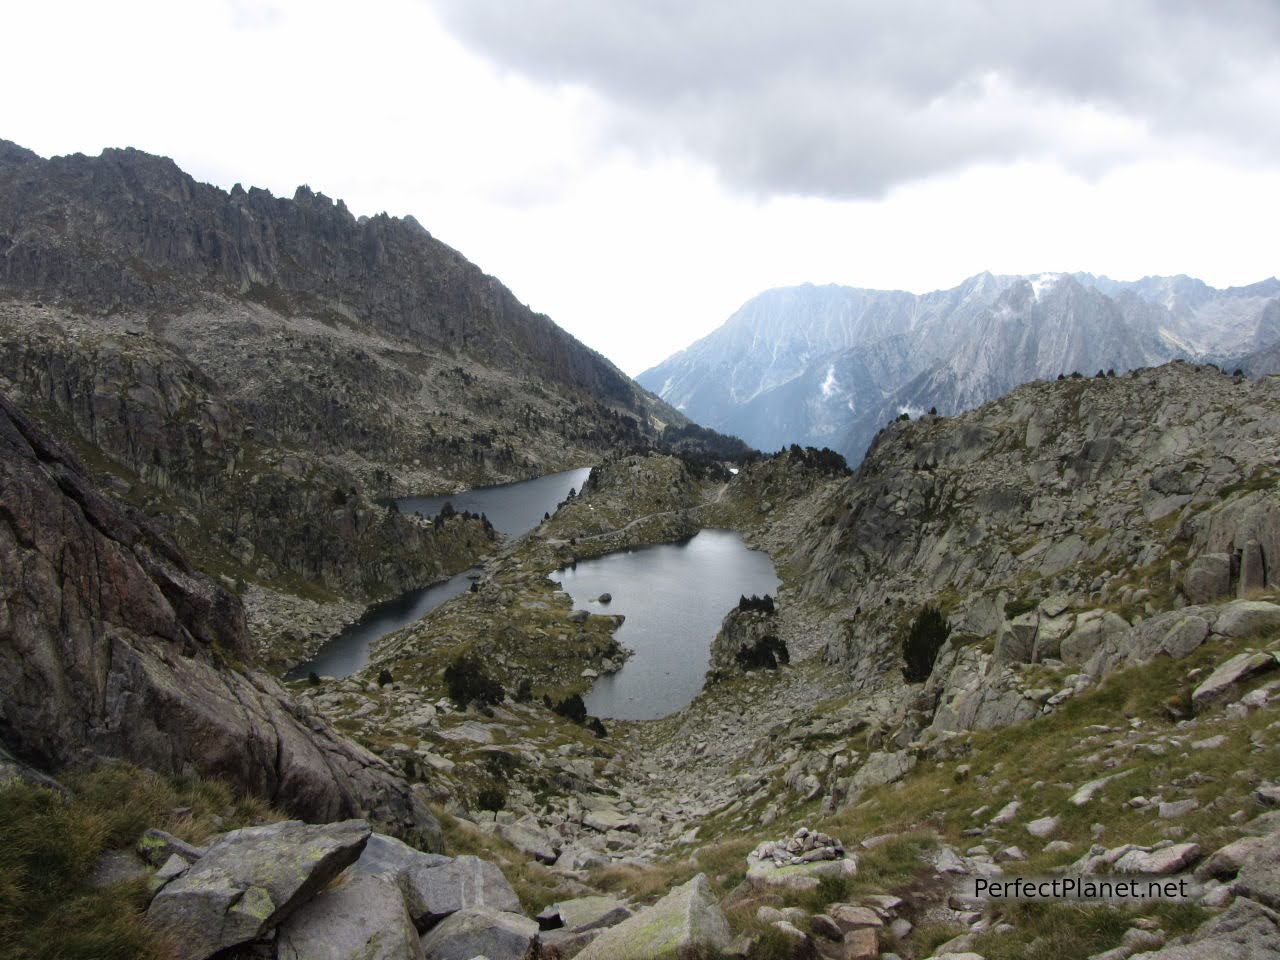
[397,466,592,537]
[552,529,779,721]
[288,466,592,680]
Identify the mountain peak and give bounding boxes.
[638,271,1280,462]
[0,139,38,167]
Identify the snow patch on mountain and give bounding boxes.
[1031,273,1063,301]
[820,365,839,398]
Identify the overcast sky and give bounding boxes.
[7,1,1280,373]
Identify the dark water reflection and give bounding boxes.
[396,466,592,537]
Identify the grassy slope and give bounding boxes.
[0,766,282,960]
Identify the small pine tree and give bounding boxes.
[443,653,505,709]
[476,785,507,812]
[551,694,588,724]
[735,634,790,670]
[901,605,951,683]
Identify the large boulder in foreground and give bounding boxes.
[418,906,540,960]
[276,872,424,960]
[350,834,522,929]
[0,394,438,847]
[574,874,731,960]
[146,819,371,960]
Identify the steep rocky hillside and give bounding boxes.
[0,139,639,402]
[0,141,725,655]
[0,392,439,847]
[639,273,1280,461]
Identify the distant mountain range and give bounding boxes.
[638,272,1280,461]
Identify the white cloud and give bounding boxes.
[428,0,1280,198]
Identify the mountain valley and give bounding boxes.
[3,140,1280,960]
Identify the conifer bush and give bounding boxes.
[901,604,951,682]
[443,653,505,709]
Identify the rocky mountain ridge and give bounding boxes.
[0,140,744,653]
[639,272,1280,461]
[0,139,638,402]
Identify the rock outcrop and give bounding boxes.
[147,819,372,960]
[707,606,787,679]
[0,393,439,843]
[574,874,731,960]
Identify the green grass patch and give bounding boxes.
[971,901,1208,960]
[0,764,282,960]
[435,808,566,914]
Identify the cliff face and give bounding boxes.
[0,141,698,620]
[0,141,635,402]
[0,392,440,847]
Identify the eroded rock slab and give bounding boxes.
[1193,653,1279,710]
[418,906,539,960]
[537,895,632,933]
[277,873,423,960]
[574,874,731,960]
[146,819,371,960]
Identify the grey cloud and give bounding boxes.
[427,0,1280,198]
